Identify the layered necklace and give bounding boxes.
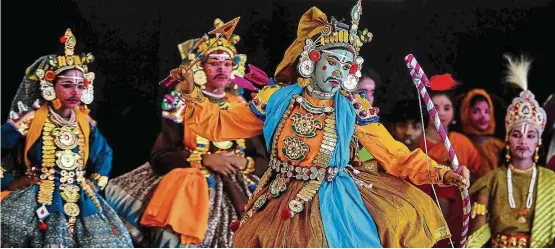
[306,84,334,100]
[48,106,76,126]
[507,163,537,223]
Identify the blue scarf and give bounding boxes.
[263,84,382,248]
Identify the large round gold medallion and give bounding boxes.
[63,202,80,217]
[53,126,78,150]
[55,150,80,171]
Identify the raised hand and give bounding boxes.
[171,62,195,94]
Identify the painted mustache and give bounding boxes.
[325,76,342,87]
[213,74,228,79]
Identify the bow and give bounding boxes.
[404,54,471,248]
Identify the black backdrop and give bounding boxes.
[3,0,555,176]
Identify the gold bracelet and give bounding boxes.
[433,164,451,184]
[242,157,256,174]
[180,86,204,103]
[90,173,109,190]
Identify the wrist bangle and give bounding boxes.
[90,173,109,190]
[242,157,256,174]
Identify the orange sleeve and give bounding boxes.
[454,133,483,173]
[355,122,450,185]
[182,87,264,141]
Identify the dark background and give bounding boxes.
[3,0,555,176]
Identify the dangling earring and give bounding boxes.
[52,98,62,110]
[296,39,316,78]
[505,144,511,163]
[40,81,56,101]
[534,140,542,164]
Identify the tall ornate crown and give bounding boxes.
[315,0,373,55]
[275,0,373,89]
[38,29,95,76]
[34,29,96,105]
[503,54,547,136]
[177,18,246,86]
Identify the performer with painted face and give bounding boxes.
[467,54,555,248]
[460,89,505,179]
[170,2,470,247]
[106,18,266,248]
[0,29,133,247]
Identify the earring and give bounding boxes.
[40,81,56,101]
[534,140,541,164]
[505,144,511,163]
[80,85,94,105]
[193,69,207,85]
[297,39,316,78]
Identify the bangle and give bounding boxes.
[180,86,204,103]
[434,164,451,184]
[242,157,256,174]
[90,173,109,190]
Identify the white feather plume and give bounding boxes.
[503,54,532,91]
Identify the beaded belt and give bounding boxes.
[492,234,529,248]
[269,157,339,182]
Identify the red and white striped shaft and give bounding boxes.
[404,54,471,248]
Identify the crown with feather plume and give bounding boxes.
[503,54,547,137]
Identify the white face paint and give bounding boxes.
[509,123,540,160]
[207,53,231,61]
[312,48,355,94]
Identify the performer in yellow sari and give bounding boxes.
[468,54,555,248]
[169,1,470,247]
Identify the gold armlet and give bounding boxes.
[471,202,488,219]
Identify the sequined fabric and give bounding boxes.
[1,185,133,247]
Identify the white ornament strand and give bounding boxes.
[48,106,76,126]
[201,89,226,99]
[507,165,537,209]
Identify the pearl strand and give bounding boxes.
[507,164,537,209]
[48,106,76,126]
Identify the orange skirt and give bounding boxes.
[234,164,450,247]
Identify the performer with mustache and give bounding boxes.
[170,1,470,247]
[105,18,267,247]
[468,54,555,248]
[0,29,133,247]
[460,89,505,179]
